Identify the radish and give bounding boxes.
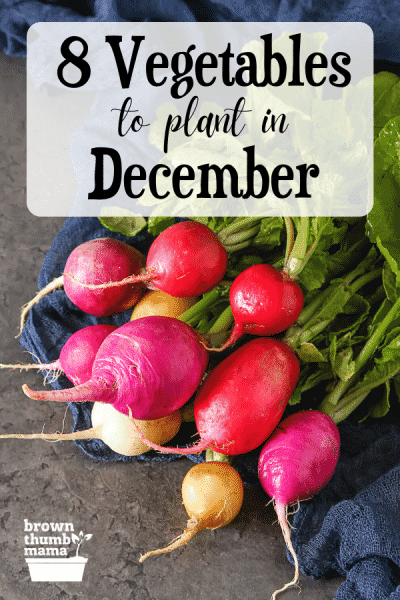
[0,324,117,385]
[208,264,304,351]
[71,221,228,299]
[130,289,198,321]
[132,337,300,456]
[22,316,209,420]
[0,403,182,457]
[139,461,244,561]
[19,237,146,332]
[258,410,340,599]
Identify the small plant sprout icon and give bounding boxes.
[71,531,93,557]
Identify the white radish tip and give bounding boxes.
[139,519,201,562]
[271,502,300,600]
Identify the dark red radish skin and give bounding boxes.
[0,324,117,385]
[19,239,146,334]
[132,337,300,456]
[23,316,209,421]
[210,264,304,351]
[72,221,229,299]
[257,410,340,599]
[63,238,146,316]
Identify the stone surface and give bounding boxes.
[0,50,344,599]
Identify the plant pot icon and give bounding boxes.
[25,556,88,582]
[25,530,92,581]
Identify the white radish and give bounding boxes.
[0,403,182,457]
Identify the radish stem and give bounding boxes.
[205,449,232,463]
[283,217,295,268]
[283,217,309,278]
[206,305,234,335]
[181,403,195,422]
[222,224,261,249]
[284,255,382,349]
[217,217,261,242]
[319,294,400,412]
[178,289,221,324]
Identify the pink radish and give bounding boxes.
[1,324,116,385]
[22,316,209,420]
[72,221,228,298]
[209,264,304,351]
[0,403,182,457]
[132,337,300,456]
[20,238,146,332]
[258,410,340,599]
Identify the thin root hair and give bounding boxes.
[214,498,228,521]
[39,422,63,444]
[35,405,72,443]
[43,369,63,385]
[271,580,302,600]
[265,497,275,509]
[61,405,69,433]
[286,500,301,519]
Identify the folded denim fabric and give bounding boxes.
[1,0,399,67]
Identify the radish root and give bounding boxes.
[139,518,203,562]
[0,428,97,442]
[129,417,209,455]
[19,275,64,336]
[271,501,300,600]
[65,269,155,291]
[0,360,62,384]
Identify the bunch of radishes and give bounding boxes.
[2,219,340,599]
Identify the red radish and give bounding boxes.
[72,221,228,298]
[19,238,145,332]
[258,410,340,599]
[208,264,304,352]
[0,403,182,457]
[139,461,244,561]
[22,316,209,420]
[1,324,116,385]
[132,337,300,456]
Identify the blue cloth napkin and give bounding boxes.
[288,416,400,599]
[1,0,400,66]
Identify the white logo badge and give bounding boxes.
[23,519,93,582]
